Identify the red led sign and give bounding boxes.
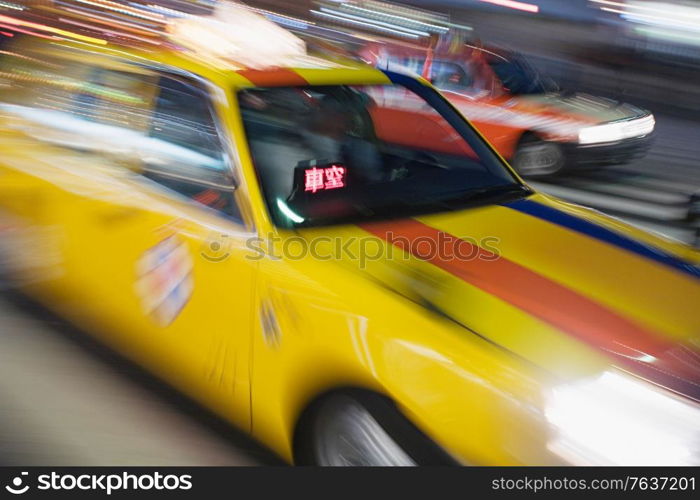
[304,165,346,193]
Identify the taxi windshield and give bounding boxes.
[239,82,526,228]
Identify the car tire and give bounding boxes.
[512,135,565,177]
[296,391,454,466]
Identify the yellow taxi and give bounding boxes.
[0,14,699,466]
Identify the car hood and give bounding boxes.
[299,194,700,399]
[513,92,648,126]
[444,91,650,141]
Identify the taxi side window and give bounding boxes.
[0,45,244,223]
[431,61,473,89]
[70,67,156,132]
[387,55,424,75]
[0,52,156,146]
[141,74,243,223]
[149,77,223,159]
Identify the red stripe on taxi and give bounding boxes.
[237,68,308,86]
[359,218,675,359]
[361,218,700,399]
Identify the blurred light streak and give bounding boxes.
[55,8,165,36]
[248,6,315,25]
[0,31,14,37]
[247,7,313,30]
[69,0,165,23]
[310,10,421,39]
[591,0,698,20]
[60,7,165,36]
[0,23,55,40]
[58,17,162,45]
[0,14,107,44]
[262,13,309,30]
[592,0,684,15]
[317,6,431,36]
[140,4,194,18]
[358,0,450,23]
[478,0,539,14]
[634,25,700,44]
[595,0,700,42]
[341,3,449,33]
[0,1,23,11]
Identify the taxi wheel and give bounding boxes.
[296,391,453,466]
[512,135,565,177]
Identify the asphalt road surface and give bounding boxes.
[534,113,700,247]
[0,293,275,466]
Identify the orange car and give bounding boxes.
[359,41,655,177]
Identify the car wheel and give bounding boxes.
[512,135,565,177]
[298,392,454,466]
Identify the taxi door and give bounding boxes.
[39,59,257,430]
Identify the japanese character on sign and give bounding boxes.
[304,167,325,193]
[304,164,346,193]
[324,165,346,190]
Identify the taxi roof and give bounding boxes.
[26,38,394,90]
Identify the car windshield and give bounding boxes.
[239,82,527,228]
[487,54,557,95]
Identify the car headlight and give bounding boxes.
[544,370,699,465]
[578,115,655,145]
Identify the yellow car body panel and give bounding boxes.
[0,40,698,465]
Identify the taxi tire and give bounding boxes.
[295,390,455,466]
[512,134,565,177]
